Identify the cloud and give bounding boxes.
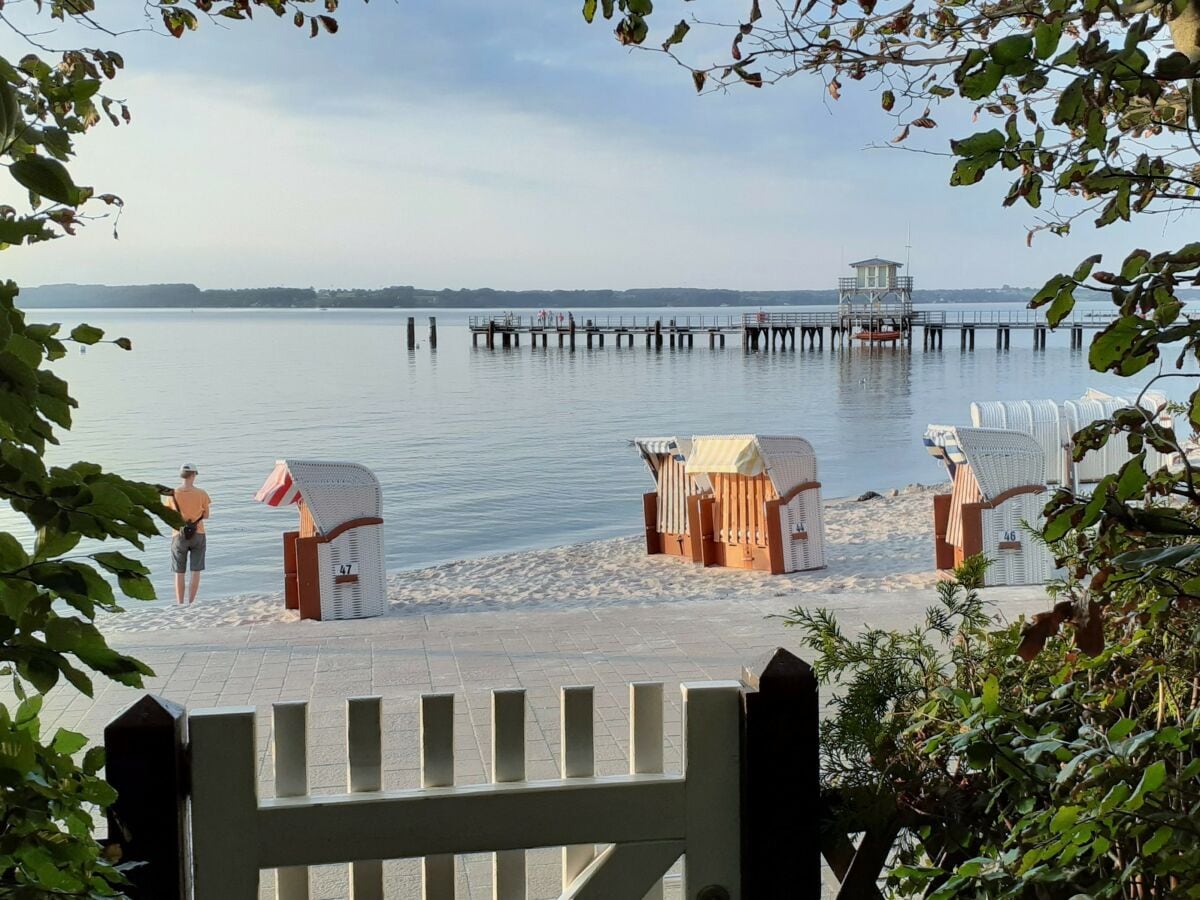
[3,5,1191,292]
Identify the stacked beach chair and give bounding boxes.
[633,434,826,574]
[967,389,1172,490]
[926,388,1174,586]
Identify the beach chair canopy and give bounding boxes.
[632,437,692,478]
[255,459,382,535]
[687,434,818,497]
[687,436,765,476]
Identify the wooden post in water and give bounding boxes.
[407,317,416,349]
[429,317,437,349]
[104,695,189,900]
[655,319,663,350]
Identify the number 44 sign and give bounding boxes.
[333,562,359,577]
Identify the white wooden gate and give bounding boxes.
[188,681,743,899]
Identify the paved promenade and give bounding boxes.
[44,586,1045,898]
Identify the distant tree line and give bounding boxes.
[15,282,1143,309]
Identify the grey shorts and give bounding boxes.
[171,533,207,573]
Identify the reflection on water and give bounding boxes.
[2,304,1165,600]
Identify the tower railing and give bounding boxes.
[838,276,914,292]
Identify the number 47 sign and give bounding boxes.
[333,562,359,577]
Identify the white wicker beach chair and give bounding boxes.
[945,428,1055,587]
[259,460,387,621]
[970,399,1067,484]
[1065,390,1173,484]
[686,434,825,573]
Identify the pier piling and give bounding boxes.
[429,317,437,349]
[407,317,416,350]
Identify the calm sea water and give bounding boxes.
[8,304,1168,600]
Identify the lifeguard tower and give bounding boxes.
[837,258,915,344]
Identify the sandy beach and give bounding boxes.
[100,483,953,633]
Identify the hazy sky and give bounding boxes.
[3,2,1190,291]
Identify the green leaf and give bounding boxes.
[1128,760,1167,809]
[981,675,999,713]
[1046,285,1076,326]
[1053,78,1086,125]
[1107,717,1137,742]
[117,572,156,601]
[15,695,42,725]
[1120,249,1151,281]
[92,551,149,576]
[961,62,1003,100]
[661,19,689,50]
[1050,805,1080,834]
[1142,825,1172,854]
[990,34,1033,67]
[1115,454,1147,501]
[9,155,86,207]
[34,527,80,562]
[52,728,88,755]
[582,0,597,22]
[68,324,103,345]
[1034,22,1062,60]
[950,129,1005,157]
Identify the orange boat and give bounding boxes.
[853,330,901,342]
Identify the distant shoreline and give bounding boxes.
[16,282,1125,310]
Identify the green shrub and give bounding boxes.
[782,579,1200,898]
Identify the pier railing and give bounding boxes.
[467,314,742,330]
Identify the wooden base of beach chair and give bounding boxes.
[932,494,956,571]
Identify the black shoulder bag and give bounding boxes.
[176,491,199,539]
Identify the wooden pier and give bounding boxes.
[468,309,1114,353]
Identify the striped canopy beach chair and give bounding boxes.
[632,437,709,560]
[255,460,387,621]
[925,427,1055,586]
[685,435,825,574]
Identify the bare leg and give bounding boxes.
[175,572,185,604]
[188,571,201,604]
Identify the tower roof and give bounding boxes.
[848,258,903,268]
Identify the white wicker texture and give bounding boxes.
[950,428,1044,501]
[753,435,825,573]
[1065,392,1173,483]
[970,400,1067,484]
[284,460,383,535]
[752,435,819,497]
[980,493,1055,587]
[316,524,387,620]
[779,488,825,571]
[946,428,1055,586]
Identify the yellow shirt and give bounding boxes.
[167,486,211,535]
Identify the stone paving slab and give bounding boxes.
[39,586,1046,899]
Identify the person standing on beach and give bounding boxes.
[166,463,210,604]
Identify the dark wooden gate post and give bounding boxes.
[104,694,189,899]
[740,647,820,898]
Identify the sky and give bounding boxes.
[1,1,1191,291]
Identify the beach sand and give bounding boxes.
[100,483,951,633]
